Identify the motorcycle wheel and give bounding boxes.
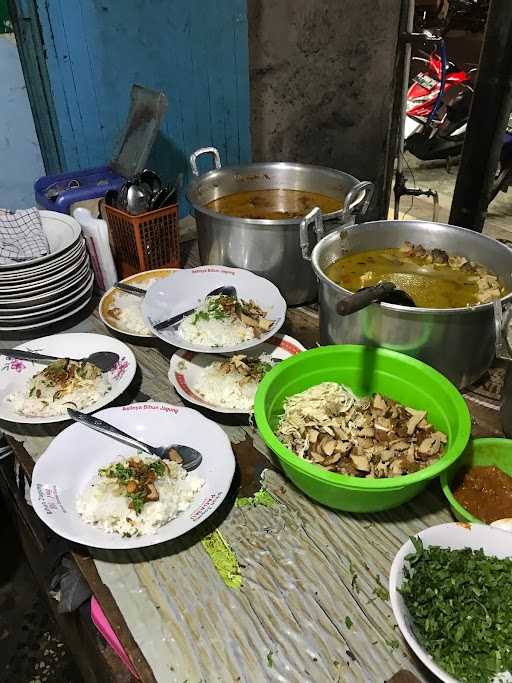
[490,161,511,201]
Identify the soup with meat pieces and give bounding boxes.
[324,241,505,309]
[206,189,342,220]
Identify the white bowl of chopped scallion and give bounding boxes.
[389,523,512,683]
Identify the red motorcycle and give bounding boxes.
[394,43,475,217]
[404,50,476,160]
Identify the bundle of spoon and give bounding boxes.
[105,169,181,216]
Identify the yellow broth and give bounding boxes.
[324,248,492,309]
[206,189,343,220]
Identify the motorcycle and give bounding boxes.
[393,2,507,216]
[404,48,475,161]
[404,47,512,201]
[490,114,512,201]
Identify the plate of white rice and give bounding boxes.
[77,454,205,538]
[169,334,305,414]
[30,402,236,549]
[0,333,136,424]
[142,266,287,353]
[99,268,178,338]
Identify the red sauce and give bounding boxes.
[453,465,512,523]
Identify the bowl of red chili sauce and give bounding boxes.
[441,437,512,524]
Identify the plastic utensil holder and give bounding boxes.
[105,203,180,278]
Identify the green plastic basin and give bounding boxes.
[441,437,512,523]
[254,345,471,513]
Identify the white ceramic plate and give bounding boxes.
[0,255,90,306]
[169,333,305,414]
[0,268,92,317]
[143,266,287,353]
[99,268,179,338]
[0,211,82,271]
[0,332,136,422]
[0,242,87,293]
[30,402,236,549]
[0,272,94,321]
[0,280,93,327]
[389,522,512,683]
[0,238,86,285]
[0,269,93,316]
[0,240,86,286]
[0,288,93,332]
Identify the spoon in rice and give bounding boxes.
[67,409,203,471]
[113,282,147,297]
[152,285,238,331]
[0,349,119,373]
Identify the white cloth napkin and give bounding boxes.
[0,207,49,265]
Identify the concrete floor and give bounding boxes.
[390,152,512,241]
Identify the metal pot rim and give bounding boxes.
[186,160,360,226]
[311,219,512,315]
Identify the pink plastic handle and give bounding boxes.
[90,596,141,679]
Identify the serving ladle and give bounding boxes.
[153,285,238,331]
[337,281,416,316]
[0,349,119,373]
[67,409,203,471]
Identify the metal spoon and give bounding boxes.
[152,285,238,331]
[104,189,119,208]
[0,349,119,373]
[150,183,178,210]
[67,409,202,471]
[114,282,147,297]
[117,183,130,212]
[336,282,416,316]
[137,169,161,194]
[126,183,150,215]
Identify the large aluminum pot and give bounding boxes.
[303,212,512,388]
[186,147,374,305]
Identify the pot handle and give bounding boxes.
[300,207,324,261]
[343,180,374,218]
[189,147,222,177]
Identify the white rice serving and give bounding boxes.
[76,454,204,537]
[179,314,255,347]
[194,353,275,411]
[178,294,273,347]
[6,358,111,417]
[108,277,157,334]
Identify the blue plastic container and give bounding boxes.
[35,166,125,214]
[34,85,168,214]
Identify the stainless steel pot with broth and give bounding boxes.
[186,147,374,305]
[303,213,512,388]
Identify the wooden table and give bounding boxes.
[0,245,506,683]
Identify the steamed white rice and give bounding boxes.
[179,314,255,347]
[108,277,157,334]
[194,353,274,411]
[6,371,110,417]
[76,454,204,537]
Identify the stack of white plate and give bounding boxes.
[0,210,94,332]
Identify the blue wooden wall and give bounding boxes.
[35,0,251,214]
